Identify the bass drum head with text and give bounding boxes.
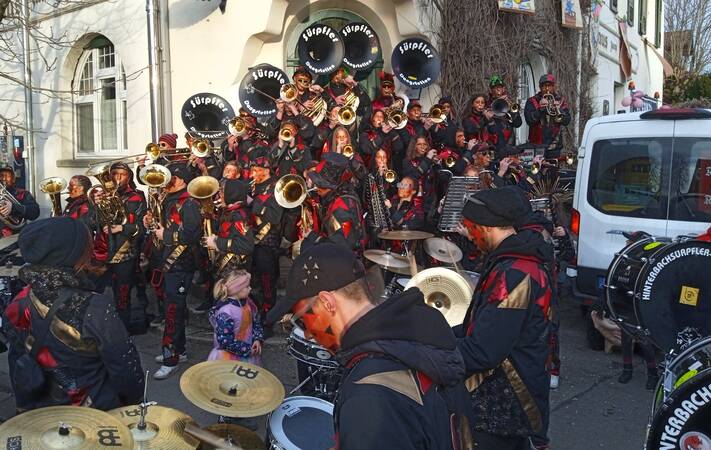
[635,240,711,351]
[647,367,711,450]
[267,396,335,450]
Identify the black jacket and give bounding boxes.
[335,289,466,450]
[1,187,40,235]
[159,188,202,272]
[4,265,144,411]
[456,232,553,438]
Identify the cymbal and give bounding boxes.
[378,230,434,240]
[108,405,199,449]
[200,423,266,450]
[405,267,473,326]
[0,405,134,449]
[387,264,422,276]
[423,238,463,264]
[180,361,285,418]
[364,249,409,269]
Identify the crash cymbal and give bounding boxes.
[405,267,473,326]
[0,406,134,449]
[108,405,199,449]
[180,361,285,418]
[387,264,422,276]
[363,249,409,269]
[378,230,434,240]
[200,423,266,450]
[423,237,463,264]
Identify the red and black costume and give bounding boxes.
[462,109,489,142]
[214,179,254,278]
[62,194,92,230]
[358,121,403,170]
[524,93,571,152]
[271,137,313,179]
[0,184,39,237]
[157,168,202,368]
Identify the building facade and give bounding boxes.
[0,0,666,212]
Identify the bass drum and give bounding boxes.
[646,336,711,449]
[605,237,711,350]
[267,396,335,450]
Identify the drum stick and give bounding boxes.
[184,423,244,450]
[405,242,418,278]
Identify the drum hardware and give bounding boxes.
[39,176,67,217]
[180,360,285,417]
[438,176,481,233]
[201,423,266,450]
[391,38,441,88]
[0,405,135,448]
[267,396,335,450]
[187,176,221,263]
[184,423,244,450]
[404,267,473,326]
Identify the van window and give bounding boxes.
[669,138,711,223]
[587,138,672,219]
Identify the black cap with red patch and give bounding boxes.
[248,146,272,168]
[267,242,366,323]
[307,153,348,189]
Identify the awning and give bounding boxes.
[618,21,632,79]
[645,39,674,77]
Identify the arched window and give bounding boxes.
[285,10,384,99]
[517,62,535,144]
[73,36,127,156]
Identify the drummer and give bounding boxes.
[267,243,468,449]
[3,217,145,411]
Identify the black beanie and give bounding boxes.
[19,217,91,267]
[462,186,529,227]
[168,163,193,183]
[223,179,248,204]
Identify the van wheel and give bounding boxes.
[585,312,605,351]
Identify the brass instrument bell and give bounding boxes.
[140,164,172,189]
[444,156,456,168]
[39,176,67,218]
[145,143,161,160]
[385,107,407,129]
[279,83,299,102]
[342,144,354,159]
[337,106,356,126]
[565,152,575,166]
[384,169,397,183]
[426,104,446,124]
[229,117,248,137]
[274,174,310,208]
[278,124,295,142]
[191,139,212,158]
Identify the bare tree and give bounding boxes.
[665,0,711,76]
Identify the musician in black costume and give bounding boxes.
[485,75,522,152]
[0,165,39,237]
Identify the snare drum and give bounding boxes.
[605,237,711,350]
[395,277,411,290]
[646,336,711,449]
[267,396,335,450]
[287,328,339,370]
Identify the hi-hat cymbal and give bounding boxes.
[423,237,463,264]
[364,249,409,269]
[108,405,199,449]
[378,230,434,240]
[200,423,266,450]
[0,406,134,449]
[180,361,285,418]
[405,267,473,326]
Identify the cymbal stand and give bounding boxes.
[137,370,156,432]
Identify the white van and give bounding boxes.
[569,108,711,301]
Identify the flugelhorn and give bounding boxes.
[39,176,67,217]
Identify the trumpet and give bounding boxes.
[278,124,295,142]
[422,104,446,124]
[342,144,354,159]
[490,98,520,121]
[228,117,249,137]
[39,176,67,217]
[384,169,397,184]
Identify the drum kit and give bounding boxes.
[603,234,711,448]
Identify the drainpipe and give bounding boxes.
[159,0,173,133]
[146,0,164,141]
[20,0,35,194]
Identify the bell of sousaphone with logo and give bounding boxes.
[181,92,235,139]
[238,64,290,117]
[391,38,441,88]
[298,23,345,75]
[340,22,381,71]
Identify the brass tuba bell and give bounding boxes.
[274,174,311,208]
[39,176,67,217]
[139,163,172,189]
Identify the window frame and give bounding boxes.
[72,40,128,158]
[627,0,635,26]
[638,0,647,36]
[654,0,662,48]
[610,0,618,13]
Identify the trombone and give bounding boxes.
[421,104,447,124]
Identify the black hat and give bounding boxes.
[307,153,348,189]
[539,73,556,87]
[248,146,272,168]
[19,217,91,268]
[267,242,366,323]
[0,164,13,175]
[462,186,529,227]
[406,101,422,111]
[168,163,193,183]
[110,162,131,173]
[439,96,453,105]
[223,179,248,204]
[496,145,522,159]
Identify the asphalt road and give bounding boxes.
[0,281,656,449]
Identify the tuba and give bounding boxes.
[392,38,441,88]
[298,24,345,75]
[238,64,290,117]
[39,177,67,217]
[187,176,220,263]
[139,164,171,247]
[85,162,128,227]
[0,183,26,230]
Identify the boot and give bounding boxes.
[618,368,633,384]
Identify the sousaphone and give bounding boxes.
[238,64,290,117]
[391,38,441,88]
[298,23,345,75]
[180,92,235,139]
[340,22,381,71]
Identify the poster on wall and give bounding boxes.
[562,0,583,29]
[498,0,535,15]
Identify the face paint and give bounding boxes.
[291,297,339,352]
